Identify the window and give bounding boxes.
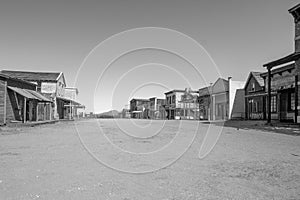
[251,82,255,91]
[172,95,176,104]
[289,93,295,111]
[271,96,277,113]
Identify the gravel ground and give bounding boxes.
[0,119,299,200]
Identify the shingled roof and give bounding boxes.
[251,72,264,87]
[244,71,265,90]
[1,70,63,82]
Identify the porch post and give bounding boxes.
[69,101,71,120]
[211,95,216,120]
[44,103,46,121]
[295,75,298,123]
[245,97,248,120]
[36,102,39,121]
[267,67,272,124]
[23,97,27,123]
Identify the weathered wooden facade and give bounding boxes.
[199,78,245,121]
[211,78,229,120]
[260,64,296,122]
[130,98,150,119]
[0,73,52,125]
[198,86,212,120]
[244,72,266,120]
[263,3,300,123]
[148,97,166,119]
[64,87,85,119]
[0,70,75,120]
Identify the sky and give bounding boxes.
[0,0,299,113]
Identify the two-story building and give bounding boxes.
[148,97,166,119]
[129,98,150,119]
[244,72,266,120]
[0,73,52,125]
[164,88,199,120]
[64,87,85,119]
[263,3,300,123]
[261,64,296,122]
[199,78,245,121]
[198,86,212,120]
[1,70,71,120]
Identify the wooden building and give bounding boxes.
[0,73,52,125]
[130,98,150,119]
[164,88,199,120]
[198,86,212,120]
[263,3,300,123]
[210,78,229,120]
[244,72,266,120]
[261,64,296,122]
[148,97,166,119]
[0,70,75,120]
[64,87,85,119]
[199,78,245,121]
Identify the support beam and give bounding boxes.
[36,103,39,121]
[3,81,7,124]
[295,75,298,123]
[23,97,27,123]
[267,67,272,124]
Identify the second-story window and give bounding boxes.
[251,82,255,91]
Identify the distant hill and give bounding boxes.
[96,110,120,118]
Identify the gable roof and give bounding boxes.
[211,78,229,93]
[244,72,264,89]
[1,70,63,82]
[198,85,212,96]
[289,3,300,13]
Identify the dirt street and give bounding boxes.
[0,119,299,200]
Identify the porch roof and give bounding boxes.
[56,96,83,106]
[8,86,52,102]
[263,52,300,68]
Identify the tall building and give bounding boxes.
[263,3,300,123]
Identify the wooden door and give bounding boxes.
[280,93,287,121]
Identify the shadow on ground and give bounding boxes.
[202,120,300,136]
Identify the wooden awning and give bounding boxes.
[8,86,52,102]
[263,52,300,68]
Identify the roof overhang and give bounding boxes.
[8,86,52,102]
[56,96,83,106]
[263,52,300,68]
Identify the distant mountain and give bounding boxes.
[96,110,120,118]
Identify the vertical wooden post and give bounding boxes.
[69,101,71,120]
[245,97,248,120]
[295,75,298,123]
[44,103,46,121]
[212,95,216,120]
[36,102,39,121]
[23,97,27,123]
[49,103,52,121]
[3,81,7,124]
[267,67,272,124]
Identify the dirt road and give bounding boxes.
[0,119,299,199]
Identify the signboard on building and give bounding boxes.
[41,82,56,93]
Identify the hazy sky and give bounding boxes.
[0,0,299,112]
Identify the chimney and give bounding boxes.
[289,3,300,52]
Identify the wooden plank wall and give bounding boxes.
[0,79,6,125]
